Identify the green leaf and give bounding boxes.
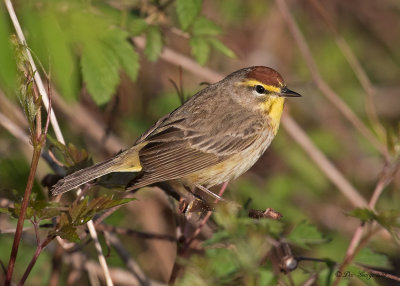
[190,37,210,65]
[10,203,34,220]
[69,196,89,223]
[128,17,148,36]
[54,213,80,242]
[144,26,163,62]
[56,225,80,243]
[19,80,38,127]
[206,248,238,277]
[207,38,236,59]
[203,231,230,246]
[31,200,61,220]
[287,220,325,249]
[69,195,135,225]
[354,248,391,269]
[81,40,120,105]
[348,208,377,222]
[47,135,91,168]
[176,0,202,30]
[102,29,140,82]
[192,17,221,36]
[111,39,140,82]
[41,11,78,101]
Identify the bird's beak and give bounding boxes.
[279,87,302,97]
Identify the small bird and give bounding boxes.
[51,66,301,198]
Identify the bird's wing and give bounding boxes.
[128,118,261,188]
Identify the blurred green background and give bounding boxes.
[0,0,399,285]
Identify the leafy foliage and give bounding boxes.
[287,220,326,249]
[190,37,210,65]
[54,195,135,242]
[145,26,163,62]
[349,208,400,241]
[0,0,236,103]
[176,0,202,31]
[1,193,134,243]
[81,39,121,105]
[192,17,222,36]
[47,135,91,169]
[177,204,281,285]
[353,248,392,269]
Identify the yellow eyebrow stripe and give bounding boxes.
[236,79,281,93]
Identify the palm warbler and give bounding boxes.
[51,66,300,198]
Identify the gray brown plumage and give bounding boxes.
[51,66,300,196]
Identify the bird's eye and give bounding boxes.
[255,85,265,94]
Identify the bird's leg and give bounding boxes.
[195,184,225,201]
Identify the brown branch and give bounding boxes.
[356,264,400,282]
[275,0,388,158]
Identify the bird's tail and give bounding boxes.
[50,144,145,196]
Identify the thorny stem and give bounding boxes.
[5,146,42,286]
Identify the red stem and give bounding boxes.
[5,147,42,285]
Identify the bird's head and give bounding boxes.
[226,66,301,133]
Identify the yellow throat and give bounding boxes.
[262,97,285,135]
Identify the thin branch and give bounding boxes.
[87,220,114,286]
[275,0,388,159]
[356,264,400,282]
